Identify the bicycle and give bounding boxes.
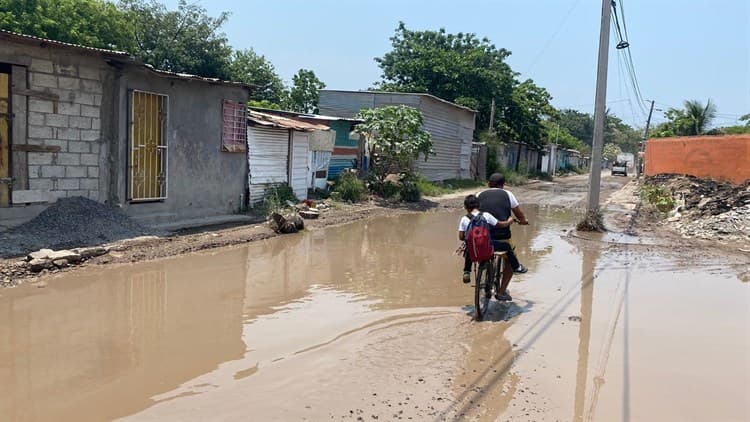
[473,251,508,321]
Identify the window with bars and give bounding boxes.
[221,100,247,152]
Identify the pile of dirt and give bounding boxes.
[645,175,750,244]
[0,197,154,258]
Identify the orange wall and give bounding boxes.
[645,135,750,184]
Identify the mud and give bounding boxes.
[0,173,748,422]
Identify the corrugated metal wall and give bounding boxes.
[319,91,374,118]
[247,126,289,204]
[319,91,476,182]
[417,96,473,181]
[290,131,309,200]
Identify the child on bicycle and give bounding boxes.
[458,194,514,283]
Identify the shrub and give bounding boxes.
[399,174,422,202]
[257,183,297,216]
[641,184,674,212]
[334,172,366,202]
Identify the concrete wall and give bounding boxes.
[645,135,750,184]
[112,66,249,224]
[0,38,250,228]
[0,41,109,204]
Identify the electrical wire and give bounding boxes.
[610,0,648,116]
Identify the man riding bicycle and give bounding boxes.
[477,173,529,301]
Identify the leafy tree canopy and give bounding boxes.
[375,22,514,134]
[354,105,432,182]
[287,69,326,114]
[229,48,287,105]
[121,0,232,79]
[602,143,623,161]
[0,0,134,51]
[652,99,717,137]
[1,0,235,79]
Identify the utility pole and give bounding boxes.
[637,100,655,178]
[488,98,495,133]
[586,0,612,213]
[552,123,560,177]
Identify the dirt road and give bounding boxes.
[0,175,747,421]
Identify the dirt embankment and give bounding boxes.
[636,175,749,251]
[0,194,466,287]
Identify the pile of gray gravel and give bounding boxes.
[0,197,154,258]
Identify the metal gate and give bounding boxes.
[0,68,10,206]
[129,90,168,201]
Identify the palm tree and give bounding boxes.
[683,99,717,135]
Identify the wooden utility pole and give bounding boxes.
[637,100,655,178]
[488,98,495,133]
[586,0,613,213]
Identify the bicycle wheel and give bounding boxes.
[474,261,493,320]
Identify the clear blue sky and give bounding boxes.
[166,0,749,127]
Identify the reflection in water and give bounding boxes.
[0,206,577,421]
[0,248,249,421]
[574,246,598,422]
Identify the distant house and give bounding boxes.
[246,109,333,204]
[319,90,477,181]
[0,30,252,229]
[247,108,361,187]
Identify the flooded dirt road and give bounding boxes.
[1,178,748,421]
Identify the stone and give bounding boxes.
[27,248,54,261]
[53,259,69,268]
[48,250,82,263]
[29,258,53,272]
[286,214,305,230]
[74,246,109,259]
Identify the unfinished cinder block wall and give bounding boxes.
[644,135,750,184]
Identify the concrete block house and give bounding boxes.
[0,30,252,229]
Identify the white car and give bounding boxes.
[611,161,628,176]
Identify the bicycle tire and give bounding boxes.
[474,261,492,320]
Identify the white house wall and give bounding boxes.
[290,131,309,200]
[247,126,289,204]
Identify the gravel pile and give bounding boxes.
[0,197,154,258]
[647,175,750,244]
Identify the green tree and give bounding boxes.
[653,99,718,137]
[0,0,134,51]
[286,69,325,114]
[375,22,514,134]
[120,0,232,79]
[504,79,557,149]
[229,48,287,106]
[554,109,594,146]
[354,105,433,183]
[543,120,585,152]
[602,143,622,161]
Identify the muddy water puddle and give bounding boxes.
[0,205,748,421]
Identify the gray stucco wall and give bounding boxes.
[112,66,249,225]
[0,37,249,228]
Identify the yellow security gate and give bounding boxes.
[129,90,168,201]
[0,68,10,207]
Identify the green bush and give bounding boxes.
[415,177,450,197]
[641,184,675,211]
[399,174,422,202]
[334,172,366,202]
[257,183,298,216]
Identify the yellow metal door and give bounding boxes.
[129,91,167,201]
[0,70,10,207]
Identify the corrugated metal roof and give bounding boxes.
[249,107,362,123]
[248,110,331,131]
[0,29,130,57]
[0,30,252,90]
[321,89,478,114]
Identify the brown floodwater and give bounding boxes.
[0,205,748,421]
